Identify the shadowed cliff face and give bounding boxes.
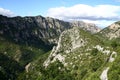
[0,15,72,49]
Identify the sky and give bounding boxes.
[0,0,120,28]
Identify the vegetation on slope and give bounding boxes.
[0,15,120,80]
[19,27,111,80]
[0,35,51,80]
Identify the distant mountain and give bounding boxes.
[71,21,101,34]
[99,21,120,40]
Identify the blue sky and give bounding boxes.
[0,0,120,16]
[0,0,120,28]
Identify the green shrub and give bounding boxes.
[91,48,98,56]
[90,58,102,71]
[111,41,118,49]
[86,73,100,80]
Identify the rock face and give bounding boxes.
[0,15,100,47]
[0,15,72,47]
[99,21,120,39]
[44,27,87,67]
[43,26,104,68]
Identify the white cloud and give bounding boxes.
[0,8,15,17]
[46,4,120,28]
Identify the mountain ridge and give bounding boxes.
[0,14,120,80]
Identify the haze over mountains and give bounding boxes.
[0,15,120,80]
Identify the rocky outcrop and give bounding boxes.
[43,27,87,67]
[43,25,102,68]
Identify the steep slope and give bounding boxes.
[100,21,120,80]
[21,26,118,80]
[0,53,24,80]
[44,27,102,67]
[43,27,118,80]
[99,21,120,40]
[0,35,48,80]
[0,15,72,46]
[0,15,72,79]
